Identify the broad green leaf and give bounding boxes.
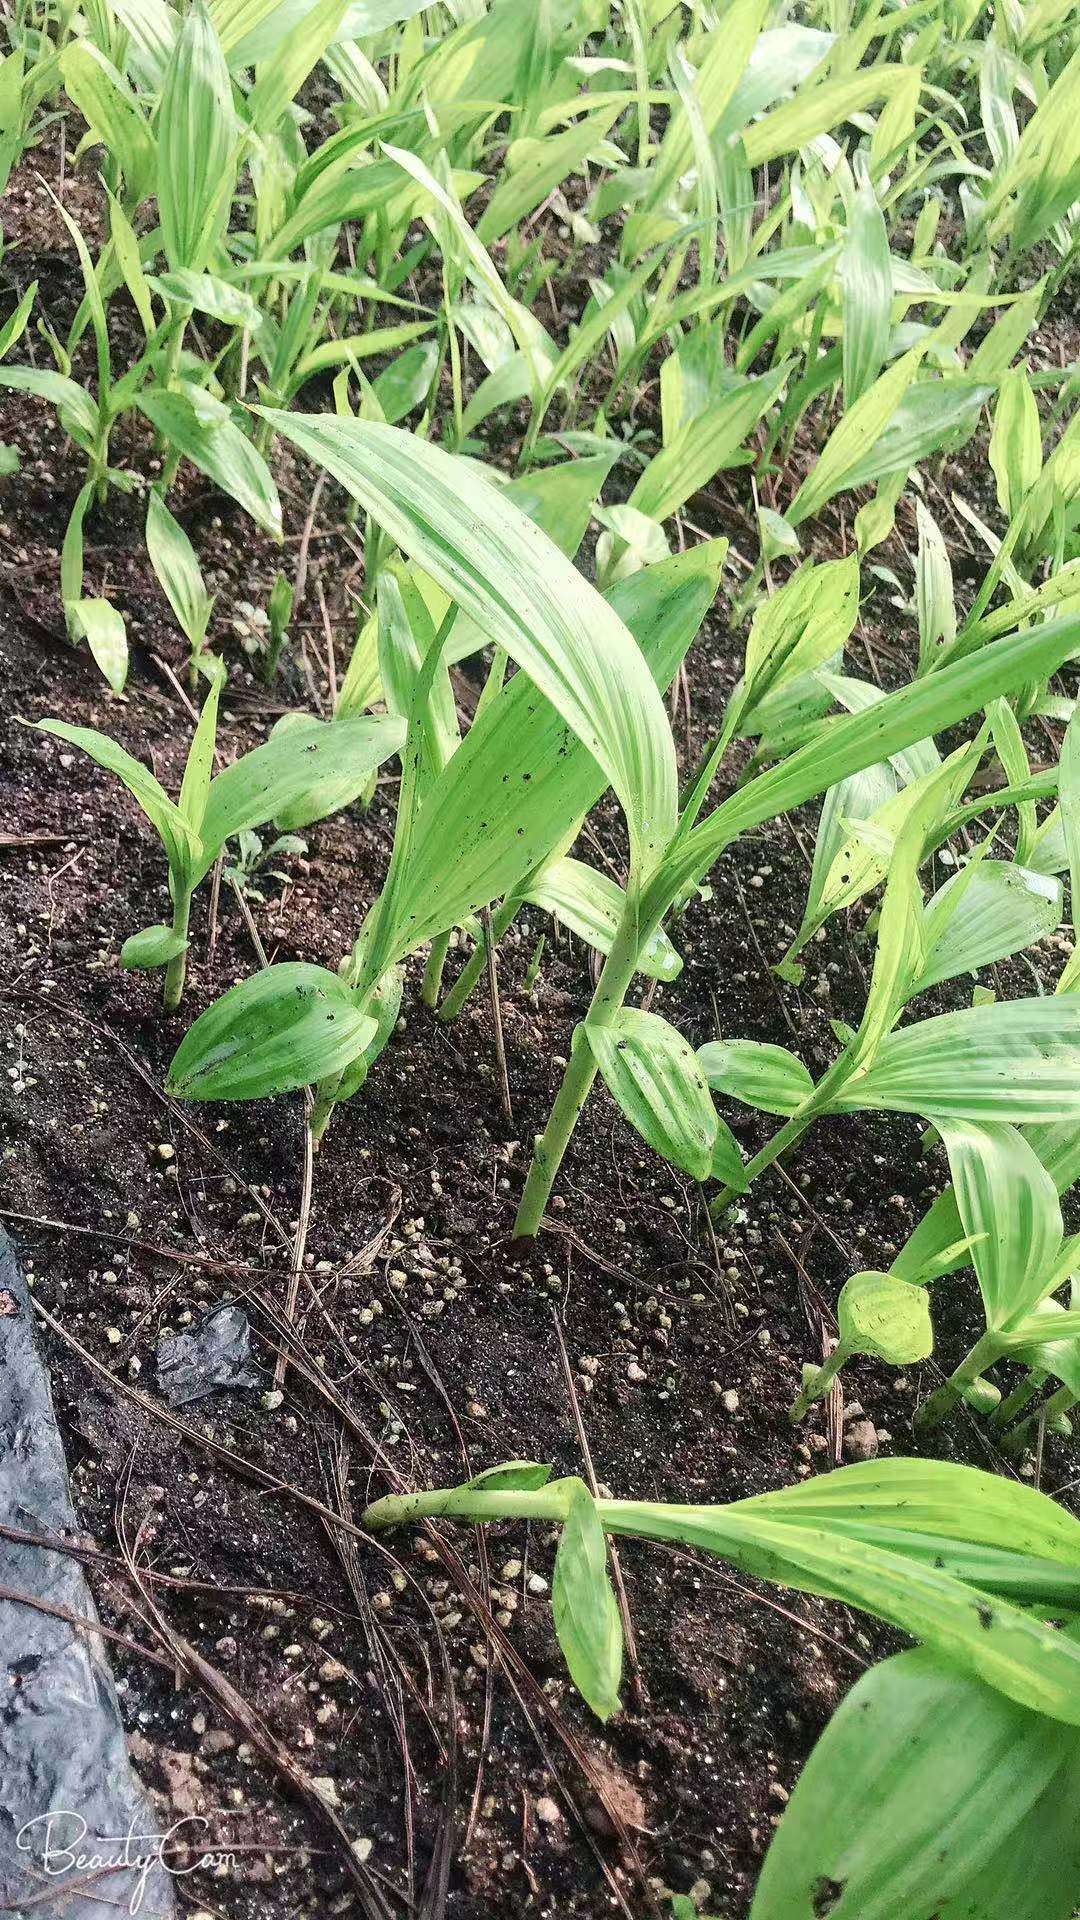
[357,542,724,975]
[990,365,1042,521]
[60,43,156,204]
[662,609,1080,910]
[524,857,681,981]
[697,1039,814,1117]
[841,168,892,407]
[0,281,37,363]
[157,0,235,274]
[198,714,404,877]
[587,1008,717,1180]
[915,861,1061,993]
[476,110,620,247]
[743,67,911,168]
[937,1121,1062,1333]
[167,963,376,1101]
[788,348,925,527]
[178,657,225,834]
[149,270,263,331]
[245,0,348,134]
[613,1491,1080,1724]
[0,365,98,442]
[742,556,859,724]
[914,500,955,673]
[137,387,282,540]
[1012,1299,1080,1399]
[831,1000,1080,1126]
[629,366,790,525]
[752,1647,1080,1920]
[261,413,678,877]
[37,719,201,881]
[67,598,128,694]
[836,1269,933,1363]
[372,338,439,425]
[122,923,190,969]
[146,489,213,651]
[784,760,896,967]
[552,1481,623,1722]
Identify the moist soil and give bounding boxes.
[1,149,1078,1920]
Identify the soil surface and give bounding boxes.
[1,142,1078,1920]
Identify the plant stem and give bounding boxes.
[990,1372,1042,1430]
[439,897,518,1022]
[789,1340,851,1423]
[162,889,192,1013]
[915,1331,1001,1435]
[711,1112,814,1217]
[421,931,451,1009]
[1003,1385,1076,1456]
[513,909,641,1240]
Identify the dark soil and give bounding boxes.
[1,144,1077,1920]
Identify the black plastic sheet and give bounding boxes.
[0,1228,175,1917]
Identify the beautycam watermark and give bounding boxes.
[15,1811,236,1915]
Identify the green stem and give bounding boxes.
[421,931,451,1009]
[915,1331,1001,1435]
[163,889,192,1013]
[990,1372,1042,1430]
[513,907,643,1241]
[789,1340,852,1423]
[439,897,519,1023]
[1003,1385,1077,1456]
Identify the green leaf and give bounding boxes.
[465,1460,553,1492]
[198,714,404,877]
[586,1008,717,1180]
[664,610,1080,910]
[60,42,156,204]
[915,861,1062,994]
[524,857,681,982]
[0,365,98,442]
[698,1040,814,1117]
[937,1121,1062,1334]
[157,0,235,273]
[831,1000,1080,1126]
[37,719,201,882]
[167,962,376,1101]
[751,1647,1080,1920]
[261,413,678,878]
[0,280,37,362]
[840,167,892,407]
[552,1481,623,1722]
[245,0,348,133]
[67,597,128,694]
[122,923,190,969]
[990,364,1042,521]
[787,347,926,526]
[836,1270,933,1364]
[149,270,262,331]
[372,337,439,425]
[178,656,225,834]
[628,366,790,524]
[710,1118,748,1192]
[146,489,213,652]
[914,500,955,673]
[359,542,724,976]
[741,556,859,724]
[137,386,282,540]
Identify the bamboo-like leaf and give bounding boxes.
[629,365,790,524]
[831,1000,1080,1126]
[261,412,678,877]
[137,387,282,540]
[552,1481,623,1722]
[146,489,213,652]
[698,1039,814,1117]
[836,1270,933,1364]
[788,347,926,526]
[752,1647,1080,1920]
[936,1121,1062,1334]
[167,963,376,1102]
[915,861,1061,993]
[914,500,955,673]
[841,167,892,406]
[67,597,129,695]
[197,713,404,879]
[157,0,235,274]
[524,858,681,981]
[60,42,156,204]
[990,364,1042,521]
[37,719,201,881]
[586,1007,717,1180]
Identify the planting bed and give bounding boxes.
[1,13,1080,1917]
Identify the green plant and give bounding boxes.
[37,669,401,1008]
[364,1455,1080,1913]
